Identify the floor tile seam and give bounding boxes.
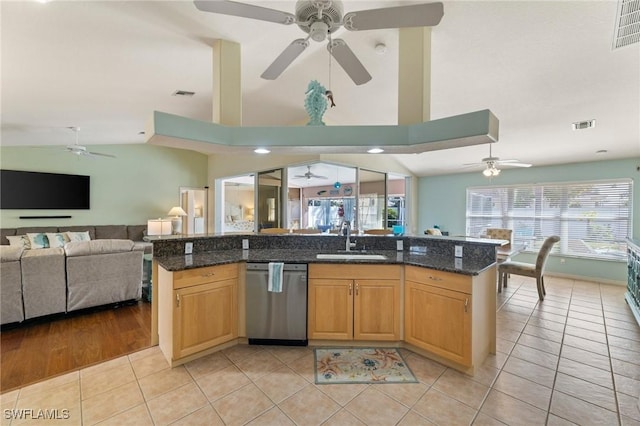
[430,380,490,413]
[395,408,432,426]
[556,362,615,390]
[561,339,610,357]
[314,382,371,408]
[566,312,606,324]
[553,371,619,407]
[419,387,480,423]
[598,283,624,426]
[538,281,575,426]
[211,381,274,424]
[550,387,620,418]
[477,386,547,424]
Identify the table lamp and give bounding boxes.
[168,206,187,234]
[147,219,172,236]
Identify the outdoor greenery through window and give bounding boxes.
[466,179,632,261]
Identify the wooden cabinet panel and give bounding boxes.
[405,265,471,294]
[405,280,471,367]
[354,280,401,341]
[173,263,238,289]
[158,263,239,366]
[308,264,401,341]
[308,279,353,340]
[174,279,237,359]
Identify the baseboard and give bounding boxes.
[546,272,626,286]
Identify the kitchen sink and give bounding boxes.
[316,253,387,260]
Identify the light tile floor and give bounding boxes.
[2,275,639,425]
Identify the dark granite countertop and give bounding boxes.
[154,249,495,276]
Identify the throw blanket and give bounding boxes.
[268,262,284,293]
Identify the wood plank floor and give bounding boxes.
[1,301,151,393]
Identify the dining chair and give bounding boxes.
[363,229,393,235]
[259,227,290,234]
[485,228,513,245]
[498,235,560,301]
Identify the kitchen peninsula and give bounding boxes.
[149,233,502,376]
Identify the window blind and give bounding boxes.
[466,179,632,261]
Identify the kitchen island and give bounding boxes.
[150,233,501,375]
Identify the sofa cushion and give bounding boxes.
[0,245,24,262]
[95,225,128,240]
[127,225,147,242]
[46,232,70,248]
[6,235,31,249]
[21,247,65,258]
[0,229,17,246]
[66,231,91,242]
[58,226,96,240]
[65,239,134,256]
[26,233,50,249]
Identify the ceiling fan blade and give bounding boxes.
[343,2,444,31]
[88,151,117,158]
[194,0,295,25]
[311,175,328,179]
[261,39,309,80]
[500,162,532,168]
[328,39,372,85]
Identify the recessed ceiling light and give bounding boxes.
[254,148,270,154]
[367,148,384,154]
[572,119,596,130]
[172,90,195,97]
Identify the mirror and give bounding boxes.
[180,187,207,234]
[257,169,282,230]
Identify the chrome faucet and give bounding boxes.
[344,221,356,251]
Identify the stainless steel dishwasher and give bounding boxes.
[245,263,308,346]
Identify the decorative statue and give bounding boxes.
[304,80,328,126]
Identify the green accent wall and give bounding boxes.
[418,158,640,284]
[0,144,208,228]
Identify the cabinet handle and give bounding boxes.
[427,275,443,281]
[355,283,359,296]
[176,294,180,308]
[202,272,215,277]
[349,283,352,295]
[464,298,469,313]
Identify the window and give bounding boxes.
[466,179,632,261]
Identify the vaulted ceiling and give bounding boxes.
[2,1,639,176]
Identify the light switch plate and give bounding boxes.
[454,245,463,257]
[242,239,249,250]
[185,242,193,255]
[396,240,403,251]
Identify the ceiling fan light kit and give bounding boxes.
[194,0,444,85]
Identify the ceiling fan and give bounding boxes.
[464,144,532,177]
[194,0,444,85]
[65,127,116,159]
[293,165,328,180]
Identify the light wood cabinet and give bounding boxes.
[404,265,495,370]
[308,264,401,341]
[158,263,238,366]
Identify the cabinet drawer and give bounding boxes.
[173,263,238,289]
[310,264,400,280]
[405,265,472,294]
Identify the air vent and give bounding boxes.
[172,90,195,97]
[572,119,596,130]
[613,0,640,49]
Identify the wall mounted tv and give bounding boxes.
[1,170,90,210]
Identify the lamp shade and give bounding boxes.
[147,219,172,236]
[168,206,187,217]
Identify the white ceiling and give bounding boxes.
[2,0,639,177]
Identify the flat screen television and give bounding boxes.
[1,170,90,210]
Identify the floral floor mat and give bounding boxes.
[314,348,418,384]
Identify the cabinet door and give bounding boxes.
[174,278,237,359]
[308,278,353,340]
[405,280,472,366]
[354,279,400,341]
